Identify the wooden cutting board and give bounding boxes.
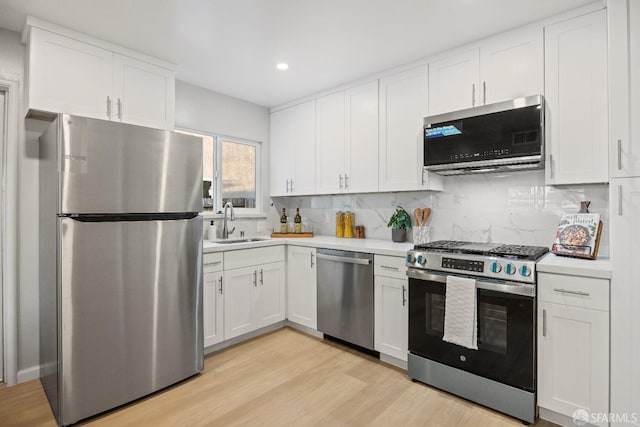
[270,232,314,238]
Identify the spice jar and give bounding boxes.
[344,211,354,238]
[355,225,365,239]
[335,211,345,238]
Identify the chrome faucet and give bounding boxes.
[222,201,236,239]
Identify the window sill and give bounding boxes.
[200,212,268,220]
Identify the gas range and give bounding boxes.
[406,240,549,284]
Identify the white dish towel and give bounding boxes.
[442,275,478,350]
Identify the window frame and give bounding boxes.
[177,128,262,215]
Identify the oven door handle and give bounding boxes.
[406,269,535,297]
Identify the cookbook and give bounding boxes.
[552,213,603,259]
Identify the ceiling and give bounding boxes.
[0,0,596,107]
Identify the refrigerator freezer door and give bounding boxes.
[55,114,202,214]
[58,216,203,425]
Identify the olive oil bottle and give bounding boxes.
[280,208,288,233]
[294,208,302,233]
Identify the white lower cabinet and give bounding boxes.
[286,246,317,329]
[203,253,224,347]
[374,255,408,362]
[537,272,609,427]
[223,246,286,340]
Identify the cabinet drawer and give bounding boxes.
[538,272,609,311]
[224,246,285,270]
[374,255,407,279]
[203,252,223,273]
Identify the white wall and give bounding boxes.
[0,28,41,380]
[175,80,271,214]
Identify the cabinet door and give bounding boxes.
[286,246,317,329]
[378,66,427,192]
[480,27,543,104]
[428,49,480,115]
[290,101,316,195]
[223,266,258,339]
[203,272,224,347]
[28,28,113,120]
[609,0,640,178]
[345,81,379,193]
[538,301,609,426]
[112,54,175,130]
[610,177,640,427]
[269,107,295,196]
[256,262,285,327]
[544,10,608,185]
[374,275,408,361]
[315,92,345,194]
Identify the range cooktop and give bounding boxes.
[414,240,549,261]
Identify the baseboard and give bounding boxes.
[204,321,286,354]
[285,321,323,338]
[17,365,40,384]
[539,407,598,427]
[379,353,407,370]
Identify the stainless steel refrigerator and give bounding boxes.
[39,114,204,426]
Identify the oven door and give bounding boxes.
[408,270,535,392]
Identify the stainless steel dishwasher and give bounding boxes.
[317,248,375,350]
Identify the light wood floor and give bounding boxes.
[0,327,556,426]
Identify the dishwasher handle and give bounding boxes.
[317,253,371,266]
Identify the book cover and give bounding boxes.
[552,213,602,259]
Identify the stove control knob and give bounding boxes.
[416,255,426,266]
[520,265,532,277]
[490,262,502,273]
[505,263,516,275]
[406,253,416,264]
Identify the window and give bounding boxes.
[177,129,261,213]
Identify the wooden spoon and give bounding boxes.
[422,208,432,225]
[413,208,423,226]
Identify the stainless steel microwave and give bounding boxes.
[423,95,544,175]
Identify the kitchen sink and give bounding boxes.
[213,238,270,244]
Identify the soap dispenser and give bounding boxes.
[208,220,217,240]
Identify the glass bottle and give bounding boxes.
[335,211,344,238]
[294,208,302,233]
[344,211,354,238]
[280,208,288,233]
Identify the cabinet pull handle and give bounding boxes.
[380,265,400,271]
[421,169,425,186]
[549,154,554,179]
[553,288,590,297]
[339,174,343,190]
[260,269,264,286]
[208,261,222,266]
[618,185,623,216]
[253,270,257,287]
[482,81,486,105]
[402,285,407,307]
[286,179,290,193]
[542,309,547,337]
[310,252,315,268]
[290,179,295,192]
[106,96,112,119]
[117,98,122,120]
[617,139,622,170]
[471,84,476,106]
[219,276,223,294]
[345,173,349,190]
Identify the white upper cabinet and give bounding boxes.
[315,81,379,194]
[544,10,608,185]
[609,0,640,178]
[24,22,175,130]
[428,27,542,116]
[480,27,543,105]
[269,100,316,196]
[379,65,442,192]
[315,92,346,194]
[112,54,175,130]
[428,49,480,115]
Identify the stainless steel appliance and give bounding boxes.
[423,95,544,175]
[406,241,549,424]
[317,249,374,350]
[39,115,204,426]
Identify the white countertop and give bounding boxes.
[203,235,413,257]
[537,253,611,279]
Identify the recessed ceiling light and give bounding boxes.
[276,63,289,70]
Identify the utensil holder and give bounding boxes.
[413,226,431,245]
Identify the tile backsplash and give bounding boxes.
[270,170,610,257]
